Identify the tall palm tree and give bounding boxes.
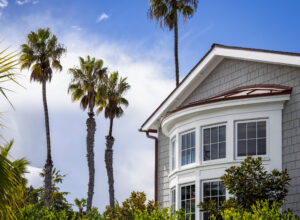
[97,72,130,208]
[68,56,107,211]
[148,0,198,86]
[20,28,66,208]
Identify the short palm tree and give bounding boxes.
[74,198,86,215]
[97,72,130,208]
[68,56,107,211]
[20,28,66,208]
[0,140,29,219]
[148,0,198,86]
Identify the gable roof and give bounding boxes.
[140,44,300,131]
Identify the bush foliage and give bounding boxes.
[213,200,297,220]
[199,156,291,219]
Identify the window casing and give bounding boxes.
[181,131,195,166]
[202,125,226,161]
[171,139,176,171]
[181,184,195,220]
[236,120,267,157]
[202,181,226,220]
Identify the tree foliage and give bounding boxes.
[213,200,297,220]
[24,168,72,212]
[221,157,290,211]
[0,140,29,219]
[0,43,20,107]
[199,157,291,219]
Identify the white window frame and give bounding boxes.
[180,129,196,167]
[200,179,227,220]
[235,118,269,159]
[170,137,176,171]
[201,123,227,163]
[180,182,196,220]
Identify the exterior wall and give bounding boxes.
[157,58,300,214]
[157,128,170,207]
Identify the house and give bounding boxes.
[139,44,300,220]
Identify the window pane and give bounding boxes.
[257,138,266,155]
[211,143,218,160]
[181,151,186,165]
[247,139,256,155]
[219,196,226,206]
[238,123,246,139]
[187,149,191,164]
[186,186,190,199]
[187,133,191,148]
[191,148,195,163]
[257,121,266,138]
[191,132,195,147]
[219,126,226,142]
[211,182,218,196]
[203,182,210,197]
[247,122,256,139]
[191,185,195,198]
[204,128,210,145]
[181,187,185,200]
[238,140,246,156]
[182,135,186,150]
[219,142,226,158]
[204,145,210,161]
[219,182,226,195]
[191,213,195,220]
[203,212,209,220]
[191,199,195,212]
[181,201,185,209]
[186,201,190,212]
[211,127,218,143]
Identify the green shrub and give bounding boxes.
[212,200,297,220]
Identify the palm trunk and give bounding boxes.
[86,111,96,211]
[105,118,115,207]
[42,80,53,208]
[174,12,179,87]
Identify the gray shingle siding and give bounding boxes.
[157,58,300,214]
[158,128,170,207]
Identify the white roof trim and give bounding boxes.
[141,44,300,131]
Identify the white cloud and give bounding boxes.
[25,165,43,188]
[97,13,109,22]
[71,25,82,31]
[16,0,30,5]
[16,0,38,5]
[0,0,8,8]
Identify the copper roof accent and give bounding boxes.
[140,44,300,130]
[165,84,292,116]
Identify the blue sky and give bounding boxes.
[1,0,300,211]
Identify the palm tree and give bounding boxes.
[97,72,130,208]
[68,56,107,211]
[0,140,29,219]
[148,0,198,86]
[0,44,20,108]
[74,198,86,215]
[20,28,66,208]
